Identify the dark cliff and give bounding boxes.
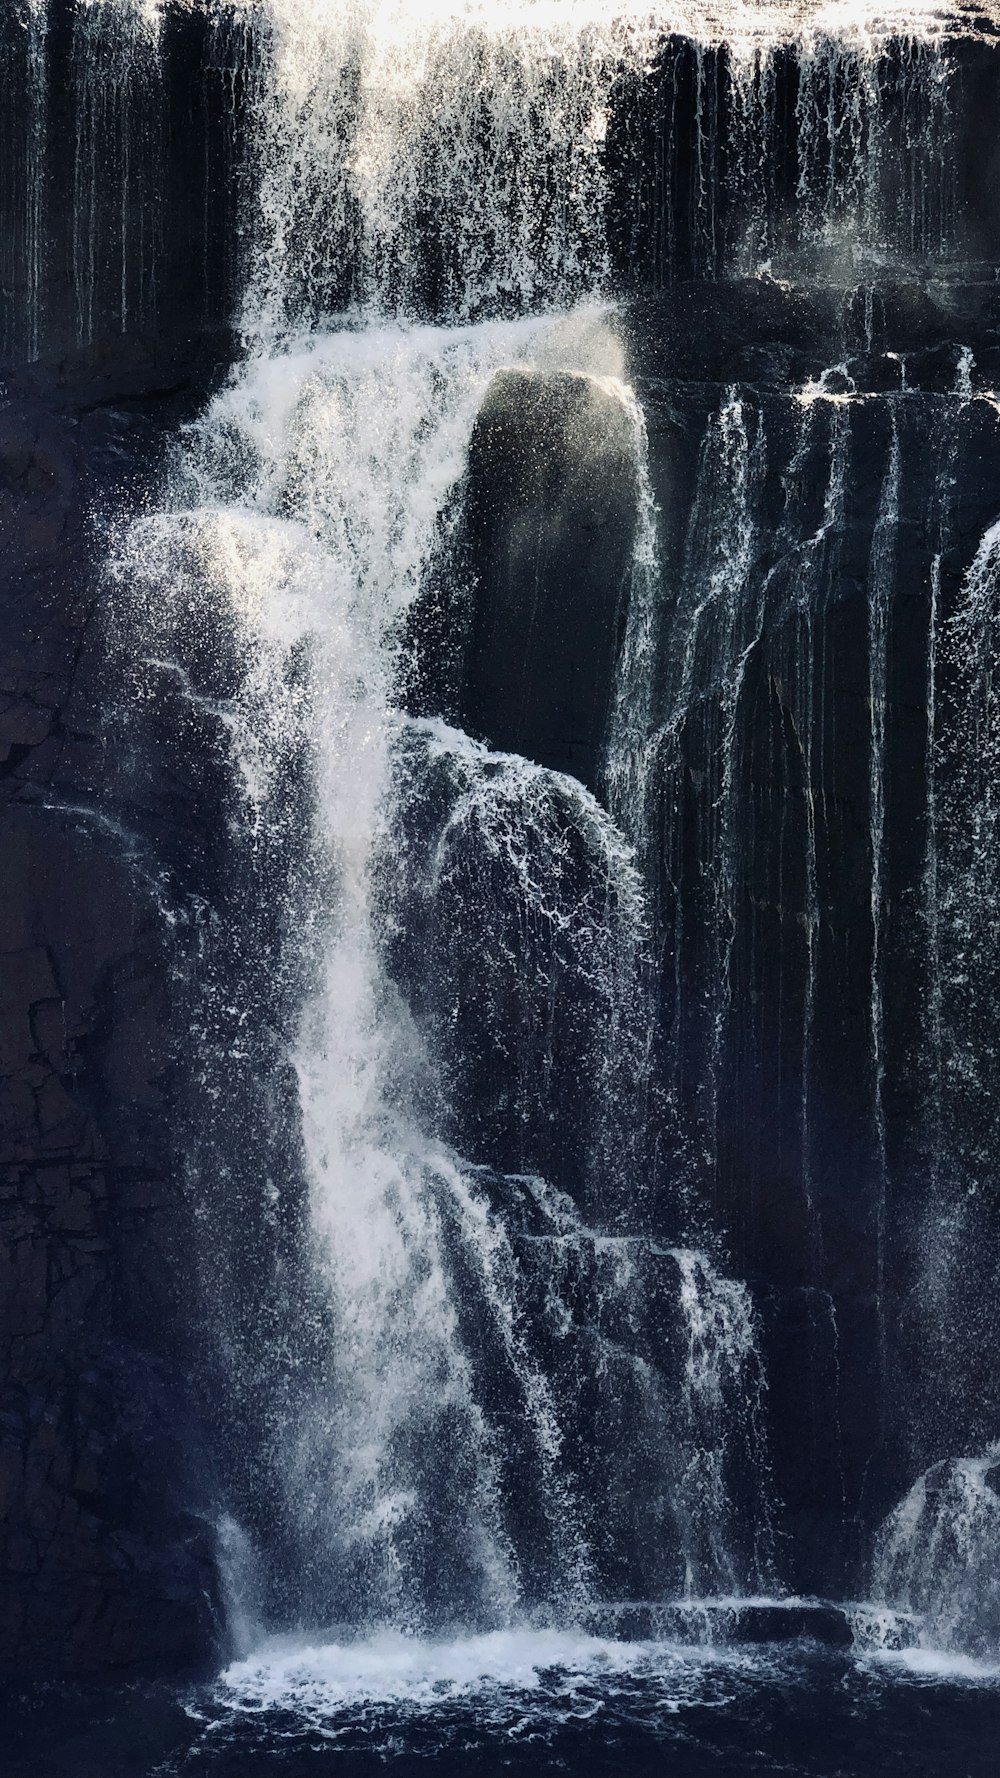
[410,274,1000,1591]
[0,384,231,1669]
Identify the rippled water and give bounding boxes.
[3,1631,999,1777]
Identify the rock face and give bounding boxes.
[456,369,641,790]
[0,0,243,394]
[622,280,1000,1592]
[0,387,229,1672]
[405,363,644,792]
[404,269,1000,1598]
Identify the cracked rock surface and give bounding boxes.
[0,381,227,1675]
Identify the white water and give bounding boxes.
[212,1620,776,1736]
[241,0,961,331]
[129,314,583,1626]
[112,0,802,1640]
[124,268,772,1626]
[670,1248,773,1595]
[4,0,968,365]
[221,1626,684,1709]
[872,1454,1000,1661]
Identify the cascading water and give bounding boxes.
[131,0,934,1652]
[0,0,970,360]
[100,0,1000,1664]
[125,254,772,1636]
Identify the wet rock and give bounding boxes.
[0,378,226,1675]
[410,367,641,792]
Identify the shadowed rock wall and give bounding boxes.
[430,277,1000,1593]
[0,383,233,1670]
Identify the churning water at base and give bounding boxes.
[4,1636,1000,1777]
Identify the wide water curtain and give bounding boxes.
[96,0,1000,1666]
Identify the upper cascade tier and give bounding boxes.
[0,0,996,371]
[31,0,1000,51]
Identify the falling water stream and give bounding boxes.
[124,2,781,1655]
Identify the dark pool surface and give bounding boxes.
[2,1631,999,1777]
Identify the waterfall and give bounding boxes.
[58,0,998,1685]
[124,282,772,1627]
[241,0,674,333]
[128,315,568,1619]
[872,1455,1000,1661]
[0,1,964,362]
[670,1248,773,1597]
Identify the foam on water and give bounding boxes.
[215,1623,765,1721]
[211,1609,1000,1743]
